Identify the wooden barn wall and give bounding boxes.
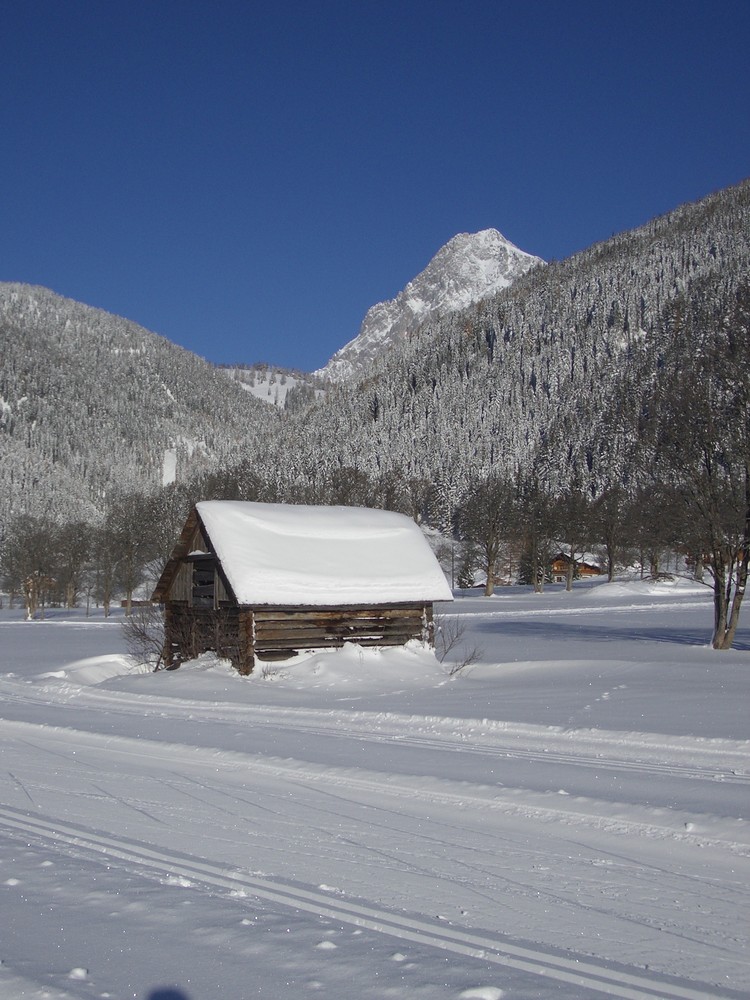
[169,562,192,603]
[216,573,230,604]
[253,603,433,656]
[190,525,209,552]
[164,604,254,674]
[163,601,435,675]
[166,560,230,606]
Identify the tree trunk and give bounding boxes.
[484,560,495,597]
[725,551,748,644]
[23,575,42,620]
[712,585,728,649]
[710,550,748,650]
[533,542,544,593]
[693,553,704,581]
[713,468,750,648]
[565,550,575,592]
[649,550,660,578]
[483,541,499,597]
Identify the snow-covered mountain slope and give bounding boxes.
[0,283,278,523]
[5,180,749,529]
[317,229,542,381]
[220,363,324,409]
[286,180,750,506]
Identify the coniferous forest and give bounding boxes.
[1,179,749,647]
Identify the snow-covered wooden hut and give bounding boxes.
[151,500,453,673]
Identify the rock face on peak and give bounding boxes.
[317,229,542,381]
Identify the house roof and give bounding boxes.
[165,501,453,607]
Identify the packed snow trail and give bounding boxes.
[1,678,747,823]
[0,803,737,1000]
[0,716,747,997]
[1,583,749,998]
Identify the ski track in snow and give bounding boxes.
[0,804,737,1000]
[6,677,750,776]
[1,586,749,999]
[0,714,748,999]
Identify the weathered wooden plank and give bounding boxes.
[256,614,425,629]
[352,635,423,646]
[255,631,330,645]
[255,629,423,650]
[257,627,422,642]
[256,633,423,653]
[255,612,425,628]
[253,605,426,623]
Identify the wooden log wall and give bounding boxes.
[253,603,433,657]
[164,604,249,671]
[163,602,434,675]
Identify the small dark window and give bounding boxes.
[190,556,216,608]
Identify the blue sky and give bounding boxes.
[2,1,748,371]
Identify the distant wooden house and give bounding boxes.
[550,553,603,584]
[152,501,453,673]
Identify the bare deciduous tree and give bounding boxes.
[434,614,483,676]
[645,279,750,649]
[121,604,166,670]
[456,476,514,596]
[1,515,59,619]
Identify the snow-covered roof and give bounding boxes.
[196,500,453,606]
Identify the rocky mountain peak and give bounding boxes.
[317,229,542,381]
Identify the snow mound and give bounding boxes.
[459,989,505,1000]
[588,577,708,600]
[39,654,146,686]
[251,641,449,692]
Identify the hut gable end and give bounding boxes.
[151,508,235,607]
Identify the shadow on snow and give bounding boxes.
[471,617,750,651]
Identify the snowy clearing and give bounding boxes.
[0,578,748,1000]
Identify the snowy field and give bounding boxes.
[0,578,748,1000]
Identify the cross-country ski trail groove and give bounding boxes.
[0,804,740,1000]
